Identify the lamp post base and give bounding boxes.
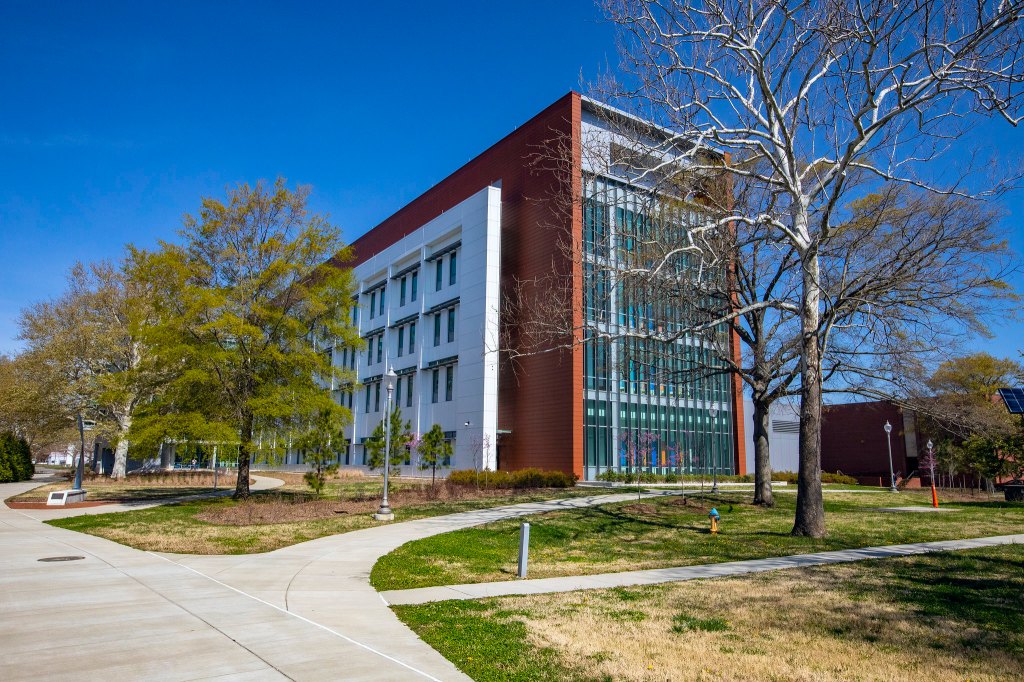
[373,506,394,521]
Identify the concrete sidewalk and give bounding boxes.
[2,477,654,681]
[380,533,1024,605]
[160,491,666,681]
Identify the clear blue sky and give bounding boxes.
[1,0,1022,361]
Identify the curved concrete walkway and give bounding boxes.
[7,474,1008,682]
[162,491,670,681]
[381,533,1024,605]
[1,474,663,681]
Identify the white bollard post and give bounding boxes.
[518,522,530,578]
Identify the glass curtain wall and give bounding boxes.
[582,174,735,480]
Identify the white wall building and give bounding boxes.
[325,185,502,474]
[742,398,800,475]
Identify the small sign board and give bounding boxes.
[46,489,86,506]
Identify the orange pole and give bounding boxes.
[931,484,939,508]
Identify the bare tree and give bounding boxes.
[504,117,1016,529]
[597,0,1024,536]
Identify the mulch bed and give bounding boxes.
[196,485,568,526]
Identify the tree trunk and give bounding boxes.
[234,410,253,499]
[751,396,774,507]
[110,411,132,480]
[793,246,826,538]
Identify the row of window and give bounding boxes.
[355,366,457,413]
[581,174,734,474]
[364,308,457,367]
[584,399,733,472]
[365,249,458,321]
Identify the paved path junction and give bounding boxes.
[4,473,1018,681]
[381,533,1024,605]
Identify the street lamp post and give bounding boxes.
[709,406,719,494]
[927,439,938,508]
[884,420,898,493]
[374,368,398,521]
[465,421,479,486]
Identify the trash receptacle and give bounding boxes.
[1002,481,1024,502]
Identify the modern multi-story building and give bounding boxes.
[327,92,746,481]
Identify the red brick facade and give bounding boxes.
[821,401,915,484]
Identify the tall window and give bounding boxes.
[433,313,441,346]
[397,326,404,357]
[379,289,385,316]
[447,309,456,343]
[449,252,457,286]
[366,344,372,366]
[369,291,376,319]
[411,271,418,301]
[445,365,454,401]
[374,382,380,412]
[396,377,402,405]
[376,335,383,364]
[400,277,407,306]
[409,322,416,352]
[435,260,443,291]
[406,374,414,407]
[431,369,439,403]
[364,384,371,412]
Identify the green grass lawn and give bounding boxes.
[371,489,1024,590]
[394,544,1024,682]
[46,485,616,554]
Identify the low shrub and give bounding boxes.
[446,468,576,489]
[772,471,859,485]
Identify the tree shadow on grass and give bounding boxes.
[829,547,1024,655]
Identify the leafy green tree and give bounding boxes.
[929,354,1023,402]
[71,258,166,478]
[921,353,1024,488]
[0,353,76,458]
[132,178,359,498]
[416,423,452,487]
[294,407,348,496]
[366,406,411,477]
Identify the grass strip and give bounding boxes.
[394,544,1024,682]
[372,489,1024,590]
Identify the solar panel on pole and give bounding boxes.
[997,388,1024,414]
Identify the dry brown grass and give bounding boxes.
[50,481,605,555]
[488,561,1021,682]
[76,513,376,554]
[8,471,240,502]
[261,468,368,492]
